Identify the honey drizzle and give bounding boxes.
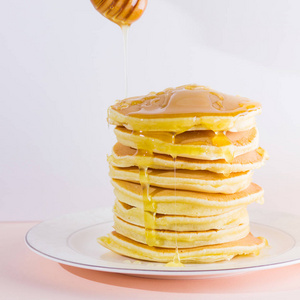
[121,25,129,97]
[166,134,184,267]
[137,132,184,266]
[138,150,157,247]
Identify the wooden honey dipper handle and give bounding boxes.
[91,0,148,26]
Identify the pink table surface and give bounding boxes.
[1,222,300,300]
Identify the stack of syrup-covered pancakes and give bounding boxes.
[99,85,268,265]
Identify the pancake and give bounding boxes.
[98,231,267,263]
[109,165,252,194]
[114,200,249,231]
[112,179,264,217]
[113,215,250,248]
[114,126,259,162]
[101,84,267,264]
[108,143,268,174]
[108,85,261,132]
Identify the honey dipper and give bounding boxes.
[90,0,148,26]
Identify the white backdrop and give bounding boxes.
[1,0,300,221]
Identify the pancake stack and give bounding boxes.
[99,85,268,264]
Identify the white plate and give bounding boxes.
[25,208,300,279]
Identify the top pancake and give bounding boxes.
[108,85,261,132]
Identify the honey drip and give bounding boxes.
[137,134,184,265]
[122,25,129,97]
[210,131,234,174]
[256,147,265,157]
[212,131,231,147]
[166,136,184,267]
[166,249,184,267]
[138,152,157,247]
[212,131,234,162]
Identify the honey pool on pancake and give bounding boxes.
[111,85,261,119]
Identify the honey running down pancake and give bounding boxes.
[109,143,268,174]
[109,165,252,194]
[113,215,250,248]
[108,85,261,132]
[99,231,267,263]
[114,200,249,231]
[112,179,264,217]
[114,126,259,162]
